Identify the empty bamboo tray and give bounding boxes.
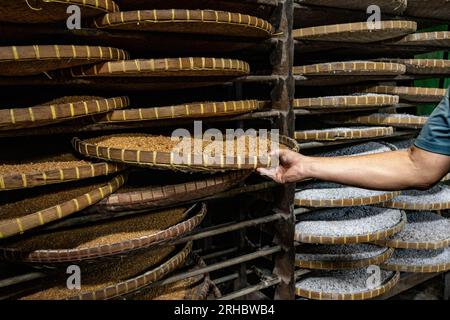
[293,95,399,110]
[295,244,394,270]
[381,59,450,75]
[405,0,450,21]
[72,133,299,172]
[68,57,250,78]
[294,21,416,43]
[0,45,129,76]
[0,0,119,23]
[19,242,192,300]
[295,268,400,300]
[382,248,450,273]
[0,203,205,265]
[382,184,450,211]
[93,10,274,38]
[95,100,259,123]
[353,85,446,102]
[294,61,406,76]
[0,174,125,240]
[295,126,394,141]
[0,152,123,191]
[374,211,450,250]
[295,206,406,244]
[391,31,450,47]
[295,182,400,208]
[297,0,407,14]
[328,113,428,129]
[0,96,129,131]
[92,171,250,213]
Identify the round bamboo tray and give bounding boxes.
[391,31,450,47]
[0,45,129,76]
[295,269,400,300]
[374,211,450,250]
[382,184,450,211]
[316,142,393,157]
[295,207,406,244]
[297,0,407,14]
[20,242,192,300]
[0,0,119,23]
[329,113,428,129]
[0,203,205,265]
[383,59,450,75]
[68,57,250,78]
[293,61,406,76]
[295,182,401,208]
[0,174,126,240]
[72,134,299,172]
[295,244,394,270]
[295,126,394,141]
[382,247,450,273]
[0,96,130,131]
[293,95,399,110]
[406,0,450,21]
[0,153,123,191]
[95,100,260,123]
[94,10,274,38]
[353,85,446,102]
[92,171,250,213]
[294,21,416,43]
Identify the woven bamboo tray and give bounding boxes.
[295,244,394,270]
[95,100,259,124]
[0,153,123,191]
[295,207,406,244]
[295,182,400,208]
[294,21,416,43]
[295,269,400,300]
[295,126,394,141]
[316,142,393,157]
[293,61,406,76]
[0,0,119,23]
[72,134,299,172]
[0,203,205,265]
[93,171,250,213]
[0,174,126,240]
[405,0,450,21]
[329,113,428,129]
[382,184,450,211]
[374,211,450,250]
[391,32,450,47]
[68,57,250,78]
[382,247,450,273]
[20,242,192,300]
[0,96,129,131]
[293,95,399,110]
[297,0,407,14]
[93,9,274,38]
[0,45,129,77]
[380,59,450,75]
[353,85,446,102]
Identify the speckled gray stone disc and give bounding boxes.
[296,268,400,300]
[295,182,400,207]
[316,142,393,157]
[374,211,450,250]
[382,247,450,273]
[296,244,394,270]
[295,206,406,244]
[382,184,450,210]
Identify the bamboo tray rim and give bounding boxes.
[295,247,395,270]
[295,270,400,300]
[0,173,126,240]
[293,95,399,109]
[0,203,206,264]
[294,211,407,244]
[294,61,406,76]
[295,127,395,141]
[374,237,450,250]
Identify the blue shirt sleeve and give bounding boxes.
[414,87,450,156]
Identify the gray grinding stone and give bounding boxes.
[296,268,396,294]
[296,244,389,262]
[296,206,403,238]
[385,247,450,266]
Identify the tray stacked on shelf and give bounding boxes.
[294,142,403,300]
